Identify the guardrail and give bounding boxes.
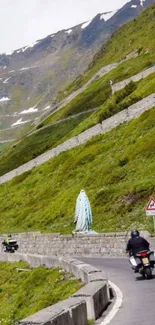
[0,252,110,325]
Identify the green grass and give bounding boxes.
[0,112,92,176]
[0,143,9,153]
[0,107,155,234]
[54,70,155,141]
[57,3,155,99]
[0,261,82,325]
[43,52,155,127]
[43,78,111,125]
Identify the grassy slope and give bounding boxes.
[1,5,155,176]
[60,3,155,96]
[0,107,155,234]
[66,70,155,137]
[42,52,155,126]
[0,261,81,325]
[0,112,91,176]
[0,143,9,153]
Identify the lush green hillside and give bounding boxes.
[66,71,155,138]
[0,107,155,234]
[1,67,154,177]
[0,4,155,235]
[1,4,155,177]
[0,112,91,176]
[59,2,155,97]
[0,261,81,325]
[0,143,9,153]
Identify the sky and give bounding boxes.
[0,0,129,53]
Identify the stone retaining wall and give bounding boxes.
[0,93,155,185]
[0,232,129,257]
[0,231,151,257]
[0,252,110,324]
[112,66,155,93]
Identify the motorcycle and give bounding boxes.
[129,250,155,279]
[2,240,19,253]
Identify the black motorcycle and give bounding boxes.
[130,250,155,279]
[2,240,19,253]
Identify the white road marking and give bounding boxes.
[99,280,123,325]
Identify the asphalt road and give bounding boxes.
[82,257,155,325]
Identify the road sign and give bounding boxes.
[146,197,155,216]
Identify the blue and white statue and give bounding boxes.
[73,190,97,234]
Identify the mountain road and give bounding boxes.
[82,257,155,325]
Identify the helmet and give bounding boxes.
[131,230,139,238]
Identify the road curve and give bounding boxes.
[82,257,155,325]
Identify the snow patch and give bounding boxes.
[20,107,38,114]
[100,10,118,22]
[15,41,39,54]
[131,4,137,8]
[3,66,6,70]
[20,66,37,71]
[140,0,145,6]
[5,50,14,56]
[65,29,72,34]
[0,97,10,102]
[3,77,11,84]
[11,118,31,126]
[22,41,39,52]
[43,105,50,110]
[20,67,30,71]
[81,21,91,29]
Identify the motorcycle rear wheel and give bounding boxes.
[145,267,152,280]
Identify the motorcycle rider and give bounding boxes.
[126,230,150,256]
[5,234,12,245]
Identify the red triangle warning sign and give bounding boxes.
[146,197,155,211]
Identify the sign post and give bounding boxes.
[146,197,155,233]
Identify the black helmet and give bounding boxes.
[131,230,139,238]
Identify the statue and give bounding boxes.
[73,189,97,234]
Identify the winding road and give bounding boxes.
[82,257,155,325]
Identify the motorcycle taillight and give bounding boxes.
[141,252,148,257]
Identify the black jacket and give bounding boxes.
[126,236,150,255]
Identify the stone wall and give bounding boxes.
[0,93,155,185]
[112,66,155,93]
[0,252,110,324]
[1,231,152,257]
[0,232,128,257]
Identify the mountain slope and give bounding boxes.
[1,3,155,175]
[0,106,154,234]
[61,1,155,96]
[0,0,154,141]
[0,2,155,235]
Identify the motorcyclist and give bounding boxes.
[5,234,12,246]
[126,230,150,256]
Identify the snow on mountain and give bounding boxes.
[81,21,91,29]
[11,118,31,126]
[3,77,11,84]
[0,0,154,141]
[0,97,10,102]
[100,10,118,22]
[65,29,73,34]
[140,0,146,6]
[20,107,38,114]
